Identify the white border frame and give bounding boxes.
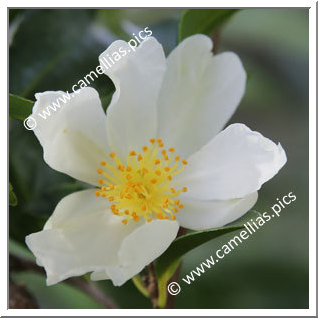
[3,1,316,316]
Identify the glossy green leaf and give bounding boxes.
[9,9,114,99]
[9,182,18,206]
[178,9,239,42]
[156,210,260,277]
[9,94,33,120]
[155,210,260,307]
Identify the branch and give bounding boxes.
[165,226,187,309]
[147,262,159,308]
[9,279,38,309]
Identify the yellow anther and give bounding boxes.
[182,159,188,165]
[96,138,187,224]
[157,212,164,219]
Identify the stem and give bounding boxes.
[132,275,150,298]
[165,263,182,309]
[165,226,187,309]
[147,262,159,308]
[211,28,221,53]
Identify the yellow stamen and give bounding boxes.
[95,139,188,224]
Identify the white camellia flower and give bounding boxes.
[26,35,287,287]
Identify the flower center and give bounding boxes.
[95,138,187,225]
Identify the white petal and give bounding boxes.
[157,34,246,158]
[90,271,109,281]
[99,37,166,160]
[104,220,179,286]
[26,189,140,285]
[33,87,109,186]
[176,192,258,231]
[173,123,287,200]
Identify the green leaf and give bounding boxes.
[9,94,33,120]
[157,258,181,308]
[9,182,18,206]
[178,9,239,42]
[9,9,114,99]
[9,238,34,261]
[155,210,260,307]
[96,9,130,41]
[11,271,103,309]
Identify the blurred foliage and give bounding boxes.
[9,8,309,309]
[178,9,238,42]
[9,182,18,206]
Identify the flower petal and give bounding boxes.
[176,192,258,231]
[99,37,166,159]
[104,220,179,286]
[26,189,140,285]
[157,34,246,158]
[33,87,109,186]
[173,124,287,200]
